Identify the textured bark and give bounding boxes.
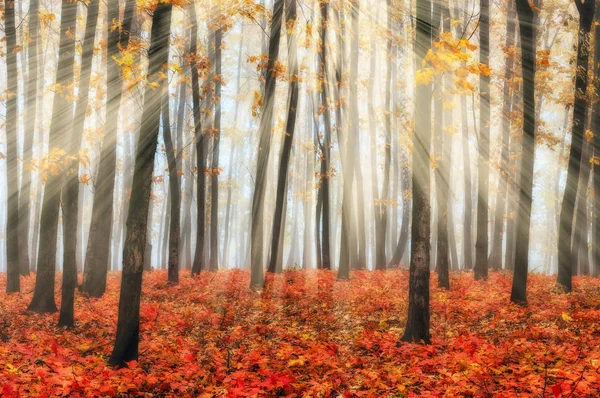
[510,0,537,305]
[268,0,299,275]
[402,0,432,344]
[557,1,594,292]
[28,0,77,311]
[318,0,333,271]
[83,0,134,297]
[572,139,592,275]
[250,0,284,287]
[489,1,516,271]
[190,2,207,276]
[59,0,100,326]
[592,0,600,277]
[346,2,366,270]
[474,0,491,281]
[19,0,40,277]
[162,89,180,283]
[5,0,20,292]
[461,86,473,270]
[210,26,222,272]
[109,3,172,366]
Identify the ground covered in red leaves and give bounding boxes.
[1,270,600,397]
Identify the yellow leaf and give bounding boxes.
[561,312,573,322]
[415,68,434,86]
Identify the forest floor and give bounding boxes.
[1,270,600,397]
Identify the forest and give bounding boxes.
[1,0,600,396]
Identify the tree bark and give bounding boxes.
[190,2,207,276]
[250,0,284,287]
[18,0,40,277]
[474,0,491,280]
[4,0,21,293]
[402,0,432,344]
[59,0,100,326]
[28,0,78,310]
[268,0,299,275]
[510,0,537,305]
[109,2,172,366]
[83,0,134,297]
[489,1,516,271]
[557,0,595,292]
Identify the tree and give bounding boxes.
[489,0,517,270]
[268,0,300,275]
[250,0,284,288]
[4,0,20,293]
[510,0,538,305]
[557,0,595,292]
[316,0,333,271]
[189,1,207,276]
[162,86,180,284]
[82,0,135,297]
[593,0,600,277]
[210,18,223,272]
[109,1,172,366]
[59,0,100,327]
[28,0,77,312]
[18,0,40,277]
[402,0,432,344]
[474,0,491,281]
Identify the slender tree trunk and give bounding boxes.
[268,0,299,275]
[402,0,432,344]
[474,0,491,280]
[489,2,516,271]
[28,0,78,310]
[318,0,333,271]
[18,0,40,277]
[250,0,284,287]
[461,85,473,270]
[209,25,222,272]
[83,0,134,297]
[557,1,595,292]
[163,88,180,283]
[510,0,537,305]
[59,0,100,326]
[592,0,600,277]
[573,138,592,275]
[109,2,172,366]
[4,0,21,293]
[190,2,207,276]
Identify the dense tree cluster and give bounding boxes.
[1,0,599,385]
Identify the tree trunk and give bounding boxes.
[557,0,595,292]
[250,0,284,287]
[83,0,134,297]
[4,0,21,293]
[461,85,473,270]
[190,2,207,276]
[402,0,432,344]
[268,0,299,275]
[592,0,600,277]
[109,2,172,366]
[474,0,491,280]
[163,88,180,283]
[489,1,516,271]
[210,25,222,272]
[18,0,40,277]
[28,0,78,310]
[59,0,100,326]
[510,0,537,305]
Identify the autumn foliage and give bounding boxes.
[0,271,598,396]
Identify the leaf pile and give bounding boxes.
[1,271,600,397]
